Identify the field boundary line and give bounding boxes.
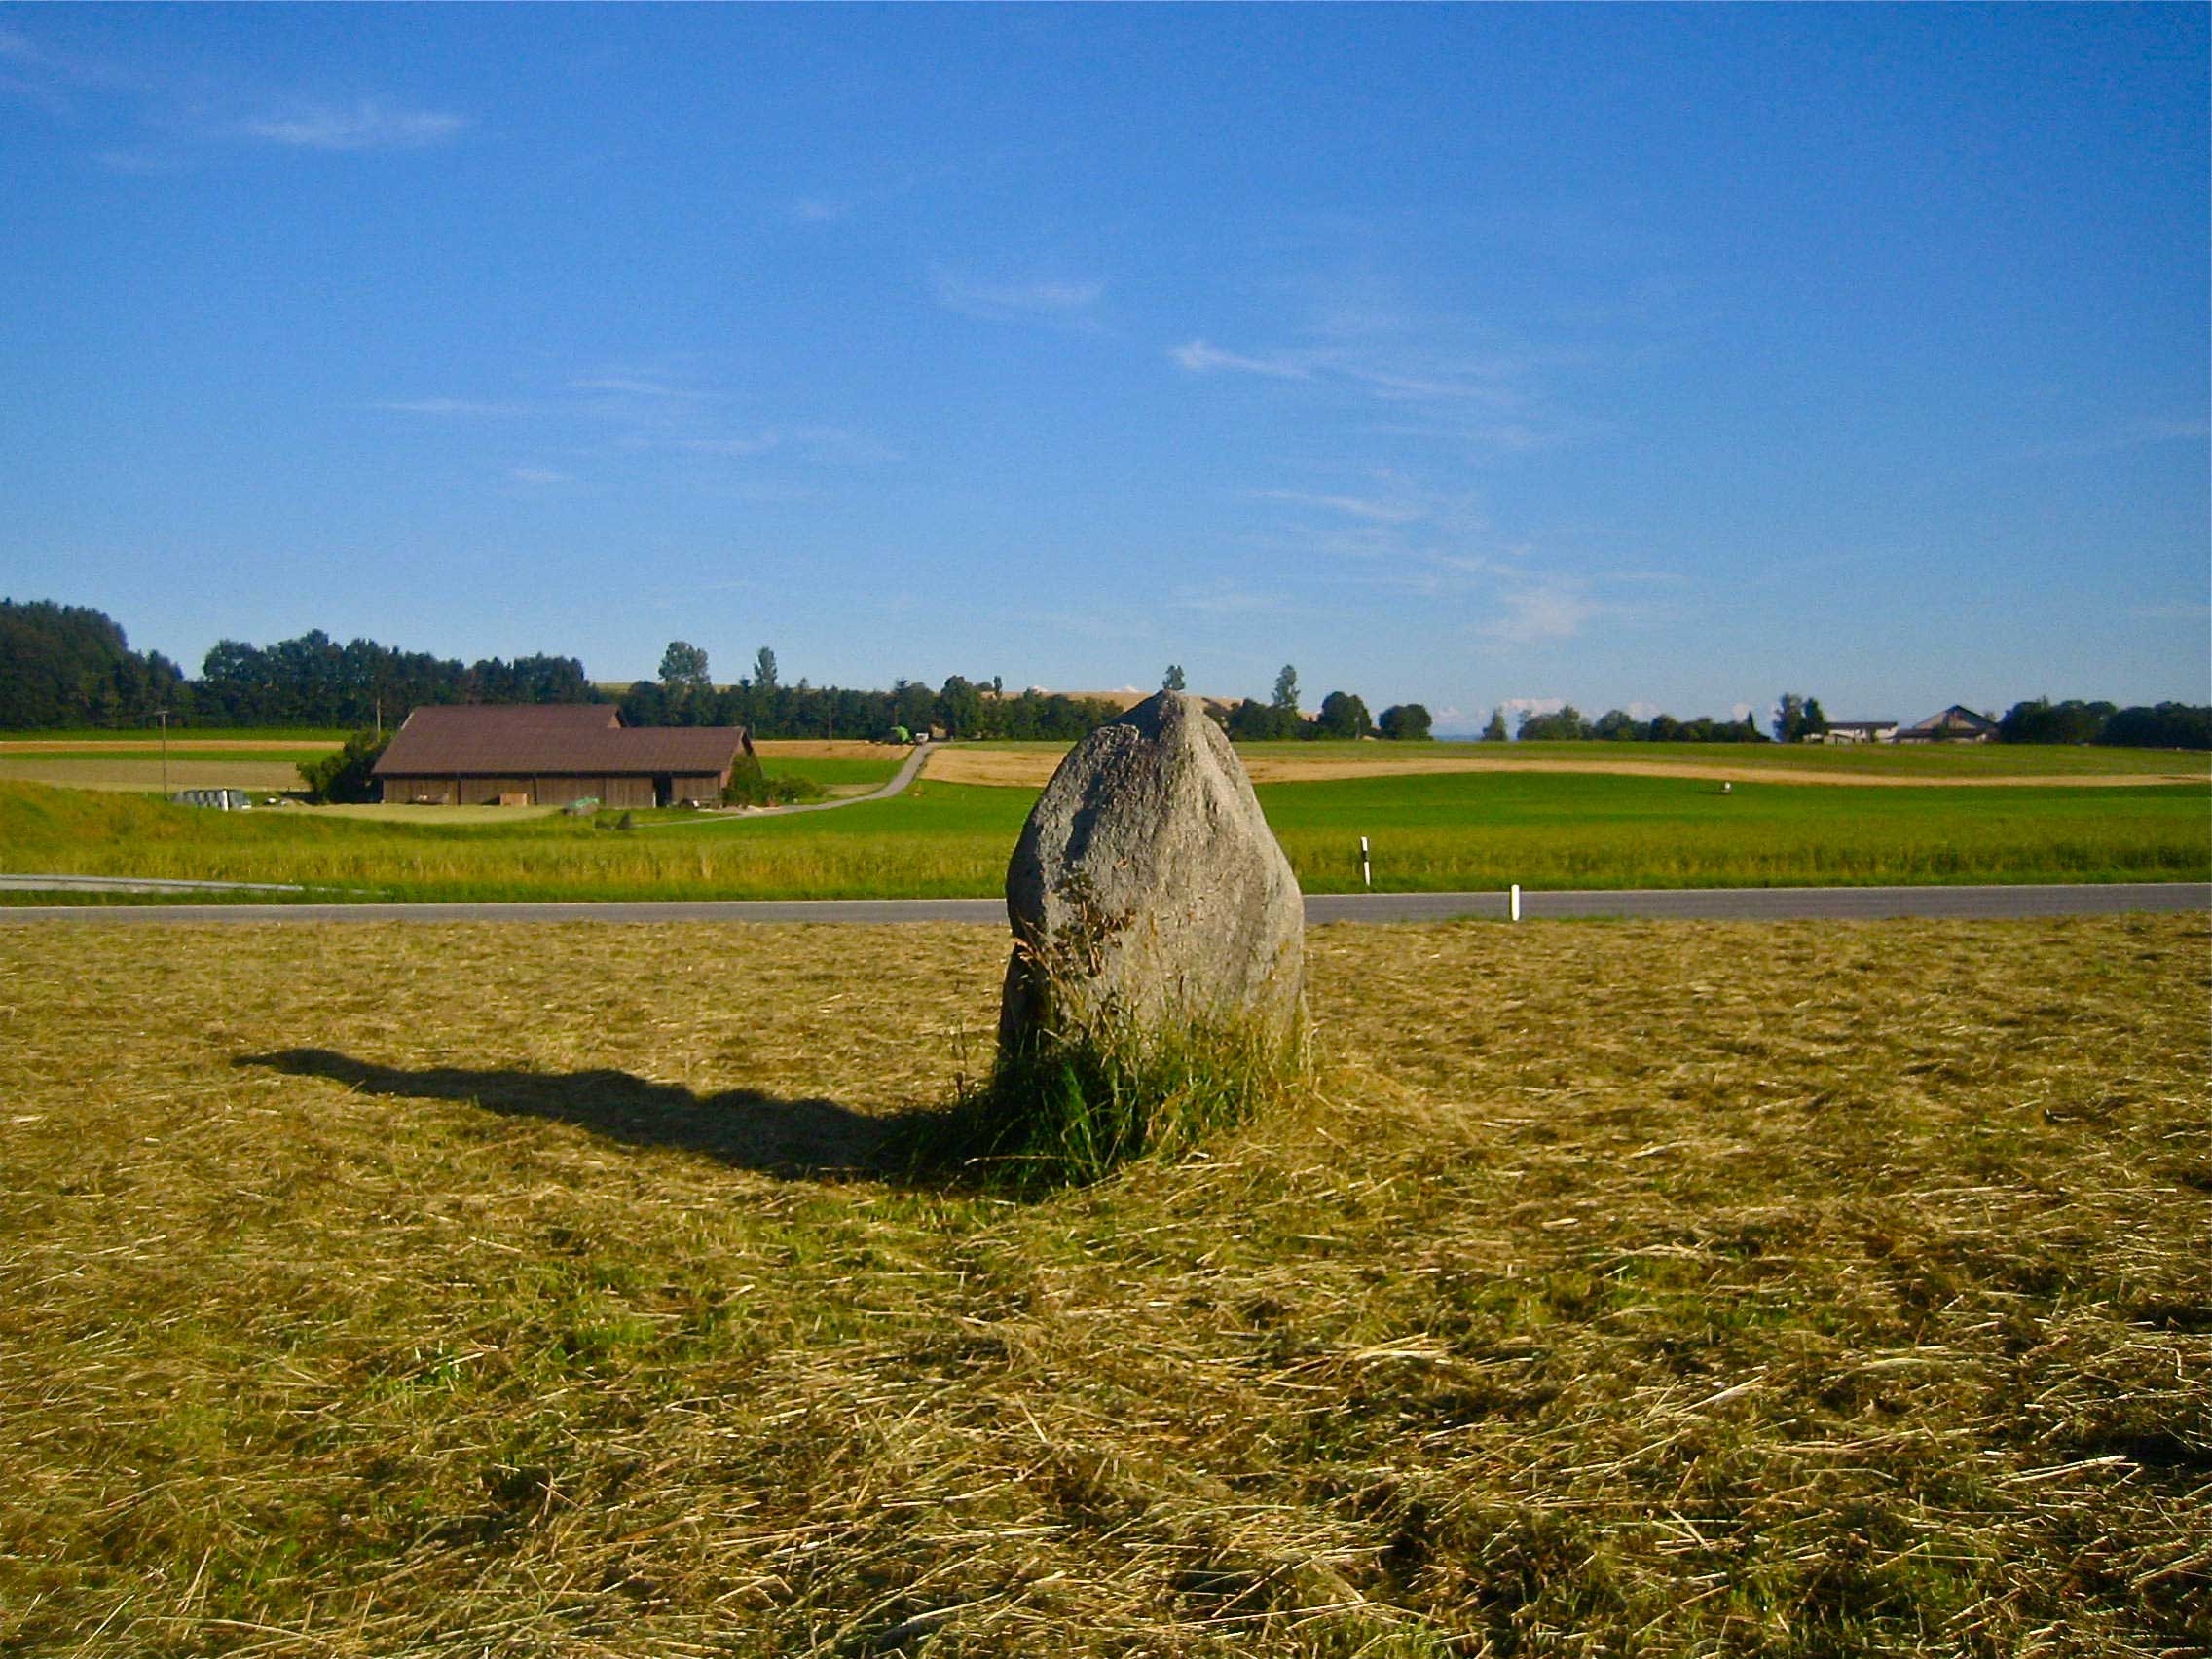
[0,884,2203,925]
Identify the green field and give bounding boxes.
[0,725,349,744]
[2,914,2203,1655]
[2,765,2204,902]
[762,753,905,789]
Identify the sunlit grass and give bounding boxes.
[0,915,2202,1654]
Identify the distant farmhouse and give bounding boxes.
[1817,719,1899,744]
[1894,705,2000,744]
[372,704,756,807]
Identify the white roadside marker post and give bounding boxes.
[1360,835,1371,889]
[1510,883,1522,923]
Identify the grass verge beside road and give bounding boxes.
[2,769,2203,902]
[0,915,2202,1655]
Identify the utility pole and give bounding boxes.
[154,708,170,796]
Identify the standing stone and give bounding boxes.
[998,690,1304,1051]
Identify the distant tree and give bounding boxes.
[619,679,669,726]
[1517,705,1593,741]
[894,678,939,736]
[1226,697,1283,742]
[659,641,711,693]
[1378,703,1433,741]
[297,729,389,804]
[1163,664,1187,692]
[937,674,984,737]
[0,599,186,728]
[1313,690,1374,740]
[754,646,779,692]
[1272,664,1300,714]
[1481,709,1509,743]
[1999,697,2114,745]
[2099,702,2212,750]
[1773,692,1827,743]
[1593,708,1641,742]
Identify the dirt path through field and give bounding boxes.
[922,749,2202,789]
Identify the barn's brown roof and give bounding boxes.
[373,705,752,776]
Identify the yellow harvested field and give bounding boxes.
[0,738,338,754]
[922,747,2199,789]
[750,739,905,760]
[0,757,306,793]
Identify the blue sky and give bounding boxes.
[3,4,2205,733]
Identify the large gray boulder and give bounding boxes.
[998,691,1304,1052]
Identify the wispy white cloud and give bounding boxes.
[2022,417,2210,461]
[1169,582,1291,617]
[372,397,544,418]
[1170,339,1313,380]
[571,376,714,401]
[507,465,569,487]
[682,426,902,464]
[0,23,147,119]
[791,195,851,224]
[1169,334,1520,411]
[682,434,780,458]
[1483,582,1601,645]
[932,269,1104,327]
[1246,488,1422,525]
[92,149,181,177]
[244,100,467,152]
[4,25,468,166]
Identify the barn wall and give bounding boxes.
[380,776,456,805]
[378,771,726,807]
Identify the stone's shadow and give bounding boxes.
[237,1049,909,1181]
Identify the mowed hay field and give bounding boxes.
[1,916,2205,1656]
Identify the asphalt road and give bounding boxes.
[1,884,2203,926]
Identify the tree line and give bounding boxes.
[0,600,592,729]
[4,601,2203,749]
[1996,697,2210,751]
[622,642,1128,742]
[1498,692,2208,749]
[1501,704,1774,743]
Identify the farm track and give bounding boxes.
[633,740,933,828]
[3,883,2204,924]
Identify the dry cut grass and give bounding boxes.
[0,915,2204,1656]
[0,757,307,793]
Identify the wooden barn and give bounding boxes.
[371,704,756,807]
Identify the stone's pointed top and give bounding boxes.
[999,685,1303,1051]
[1115,688,1207,735]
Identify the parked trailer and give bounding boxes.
[170,789,257,811]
